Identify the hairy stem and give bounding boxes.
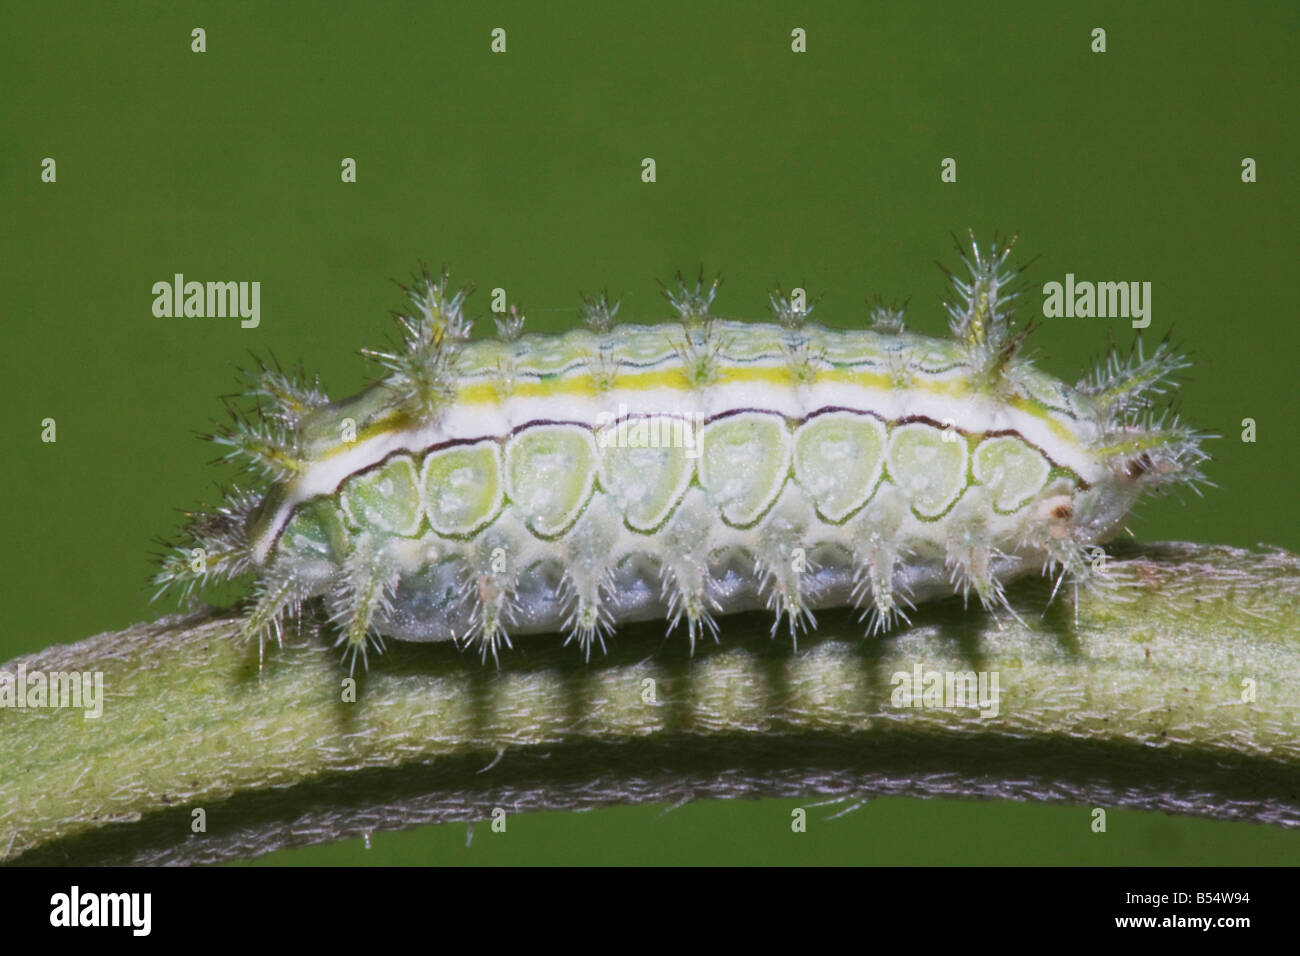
[2,542,1298,865]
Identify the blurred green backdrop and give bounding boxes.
[2,0,1296,864]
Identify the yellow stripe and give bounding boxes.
[321,362,1079,459]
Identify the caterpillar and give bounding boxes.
[154,234,1209,671]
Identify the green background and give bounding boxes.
[3,1,1296,864]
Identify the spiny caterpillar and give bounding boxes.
[154,234,1209,671]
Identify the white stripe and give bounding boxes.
[253,376,1099,563]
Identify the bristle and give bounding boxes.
[661,267,720,324]
[755,498,817,643]
[1093,406,1214,493]
[584,345,620,393]
[851,549,913,636]
[461,548,517,666]
[660,560,721,653]
[883,347,916,390]
[151,488,261,601]
[1018,491,1122,625]
[674,324,726,387]
[452,535,520,666]
[783,338,825,387]
[580,290,621,333]
[468,602,513,664]
[325,534,397,674]
[560,503,618,660]
[868,297,907,333]
[755,550,817,643]
[238,565,311,670]
[362,268,472,419]
[407,267,474,342]
[770,282,817,330]
[559,567,616,661]
[1077,329,1213,495]
[494,303,526,342]
[848,487,913,635]
[1079,334,1189,423]
[209,408,303,481]
[659,496,722,653]
[942,231,1032,385]
[664,269,725,385]
[944,489,1020,621]
[239,355,329,430]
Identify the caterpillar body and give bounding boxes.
[155,236,1209,669]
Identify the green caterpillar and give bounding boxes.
[155,235,1209,670]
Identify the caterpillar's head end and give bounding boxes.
[1082,334,1214,497]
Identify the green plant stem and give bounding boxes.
[2,542,1298,865]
